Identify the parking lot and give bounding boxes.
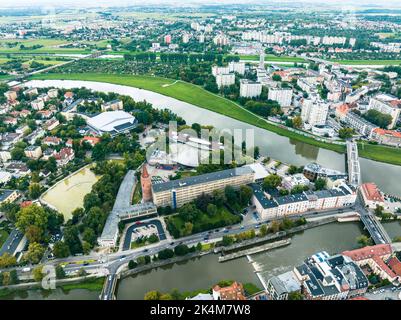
[131,224,159,242]
[365,286,401,300]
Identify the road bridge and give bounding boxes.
[356,200,392,245]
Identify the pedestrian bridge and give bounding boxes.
[346,141,361,187]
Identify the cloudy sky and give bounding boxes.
[1,0,401,9]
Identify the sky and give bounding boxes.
[1,0,401,9]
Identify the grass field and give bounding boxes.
[331,59,401,66]
[0,39,108,54]
[30,73,401,166]
[59,277,105,292]
[240,54,306,63]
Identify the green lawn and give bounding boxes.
[239,54,305,63]
[0,39,108,54]
[59,277,105,292]
[30,73,401,166]
[332,59,401,66]
[132,181,142,204]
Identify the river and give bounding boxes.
[25,79,401,196]
[14,79,401,300]
[3,219,401,300]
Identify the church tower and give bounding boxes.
[141,165,152,202]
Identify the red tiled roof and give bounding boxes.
[64,91,74,98]
[373,128,401,139]
[81,136,100,145]
[343,244,392,261]
[343,244,397,279]
[212,282,246,300]
[360,183,385,202]
[336,104,350,116]
[388,257,401,277]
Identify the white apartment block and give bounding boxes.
[31,98,45,111]
[301,97,329,126]
[212,65,230,77]
[252,183,356,220]
[240,79,262,98]
[268,88,293,107]
[228,61,245,75]
[215,73,235,89]
[213,34,229,46]
[368,94,401,129]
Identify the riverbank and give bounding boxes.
[28,73,401,166]
[0,275,104,299]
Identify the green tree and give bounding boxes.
[206,203,218,217]
[259,224,268,236]
[263,174,282,190]
[183,222,193,236]
[9,270,19,285]
[55,265,66,279]
[288,291,303,300]
[314,178,326,191]
[174,244,190,256]
[16,205,48,237]
[23,242,45,264]
[292,116,303,129]
[0,253,17,268]
[33,266,43,282]
[224,185,237,203]
[144,290,161,300]
[128,260,137,269]
[28,183,41,199]
[239,185,253,206]
[82,228,97,246]
[357,235,372,248]
[222,235,234,246]
[338,127,354,139]
[53,241,71,258]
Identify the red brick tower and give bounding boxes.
[141,165,152,202]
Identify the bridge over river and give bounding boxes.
[346,141,391,245]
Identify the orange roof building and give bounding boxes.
[212,281,246,300]
[388,257,401,277]
[359,182,385,209]
[371,128,401,147]
[343,244,399,284]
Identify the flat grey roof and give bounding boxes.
[152,166,254,193]
[0,189,16,202]
[251,183,278,209]
[100,170,136,240]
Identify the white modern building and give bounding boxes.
[268,88,293,107]
[301,97,329,126]
[368,94,401,129]
[240,79,262,98]
[228,61,245,75]
[215,73,235,89]
[87,111,137,136]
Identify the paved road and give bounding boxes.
[0,229,24,257]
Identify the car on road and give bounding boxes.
[240,226,245,230]
[135,221,142,225]
[143,249,149,253]
[170,242,175,246]
[223,229,229,233]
